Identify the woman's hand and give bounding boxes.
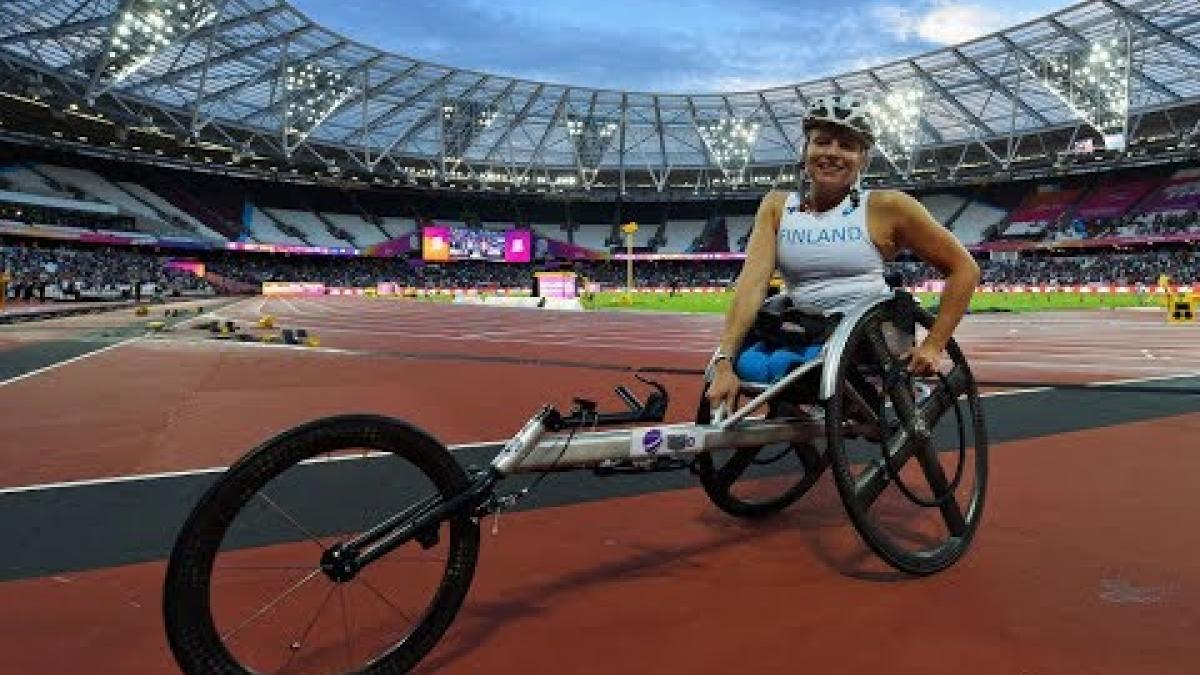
[706,363,741,418]
[906,339,944,377]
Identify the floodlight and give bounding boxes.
[696,117,762,183]
[867,86,925,176]
[99,0,218,85]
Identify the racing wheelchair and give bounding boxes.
[163,290,987,674]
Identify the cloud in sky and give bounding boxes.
[287,0,1067,92]
[872,1,1041,45]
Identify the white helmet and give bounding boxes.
[803,94,875,146]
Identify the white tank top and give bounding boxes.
[775,190,889,313]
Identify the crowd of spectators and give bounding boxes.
[1035,209,1199,242]
[2,242,213,301]
[203,252,533,289]
[4,239,1198,304]
[890,250,1199,287]
[0,200,137,233]
[204,249,1200,291]
[579,260,740,288]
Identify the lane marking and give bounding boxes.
[0,439,507,495]
[0,336,141,388]
[0,297,249,388]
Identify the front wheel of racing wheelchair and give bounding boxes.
[696,292,988,575]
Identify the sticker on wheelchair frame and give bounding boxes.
[631,428,702,457]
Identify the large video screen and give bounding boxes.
[422,226,531,263]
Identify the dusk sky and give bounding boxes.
[288,0,1071,92]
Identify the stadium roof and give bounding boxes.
[0,0,1198,195]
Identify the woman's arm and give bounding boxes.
[706,190,784,412]
[879,190,981,375]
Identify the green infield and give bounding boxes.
[582,290,1165,314]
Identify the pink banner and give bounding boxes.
[1009,190,1082,225]
[262,282,326,296]
[1138,178,1200,214]
[1075,181,1154,219]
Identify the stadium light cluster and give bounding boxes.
[283,61,356,148]
[100,0,218,85]
[441,98,499,161]
[867,87,926,176]
[566,114,619,183]
[1027,29,1131,151]
[696,117,762,182]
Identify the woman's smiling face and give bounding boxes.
[804,123,869,197]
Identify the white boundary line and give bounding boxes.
[0,440,511,495]
[0,297,253,389]
[0,336,142,389]
[2,373,1196,496]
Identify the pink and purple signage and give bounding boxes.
[504,230,532,263]
[422,226,452,262]
[1075,181,1154,219]
[1139,178,1200,214]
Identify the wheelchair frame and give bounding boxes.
[163,290,988,675]
[490,292,888,476]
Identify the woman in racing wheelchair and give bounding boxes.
[706,94,980,412]
[692,96,989,574]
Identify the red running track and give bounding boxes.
[0,297,1197,675]
[0,414,1197,674]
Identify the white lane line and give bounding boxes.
[0,298,249,388]
[0,439,510,495]
[0,336,141,388]
[3,371,1196,495]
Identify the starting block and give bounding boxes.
[257,315,276,329]
[203,320,239,338]
[1167,293,1196,323]
[134,306,149,316]
[145,320,166,331]
[281,328,320,347]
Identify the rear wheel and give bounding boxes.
[824,307,988,575]
[694,388,827,519]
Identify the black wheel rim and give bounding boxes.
[825,308,988,574]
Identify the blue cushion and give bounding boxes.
[766,344,822,381]
[735,341,822,383]
[735,341,772,383]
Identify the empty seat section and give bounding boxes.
[920,193,965,223]
[246,206,306,246]
[953,202,1008,244]
[659,220,707,253]
[380,217,417,238]
[117,182,226,241]
[324,213,388,247]
[529,223,562,241]
[573,224,611,250]
[263,208,352,248]
[36,164,192,237]
[0,166,75,199]
[725,215,754,252]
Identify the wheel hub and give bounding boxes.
[319,544,360,583]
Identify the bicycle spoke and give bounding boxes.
[338,586,354,671]
[220,569,322,643]
[357,576,415,623]
[280,583,338,673]
[257,491,326,553]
